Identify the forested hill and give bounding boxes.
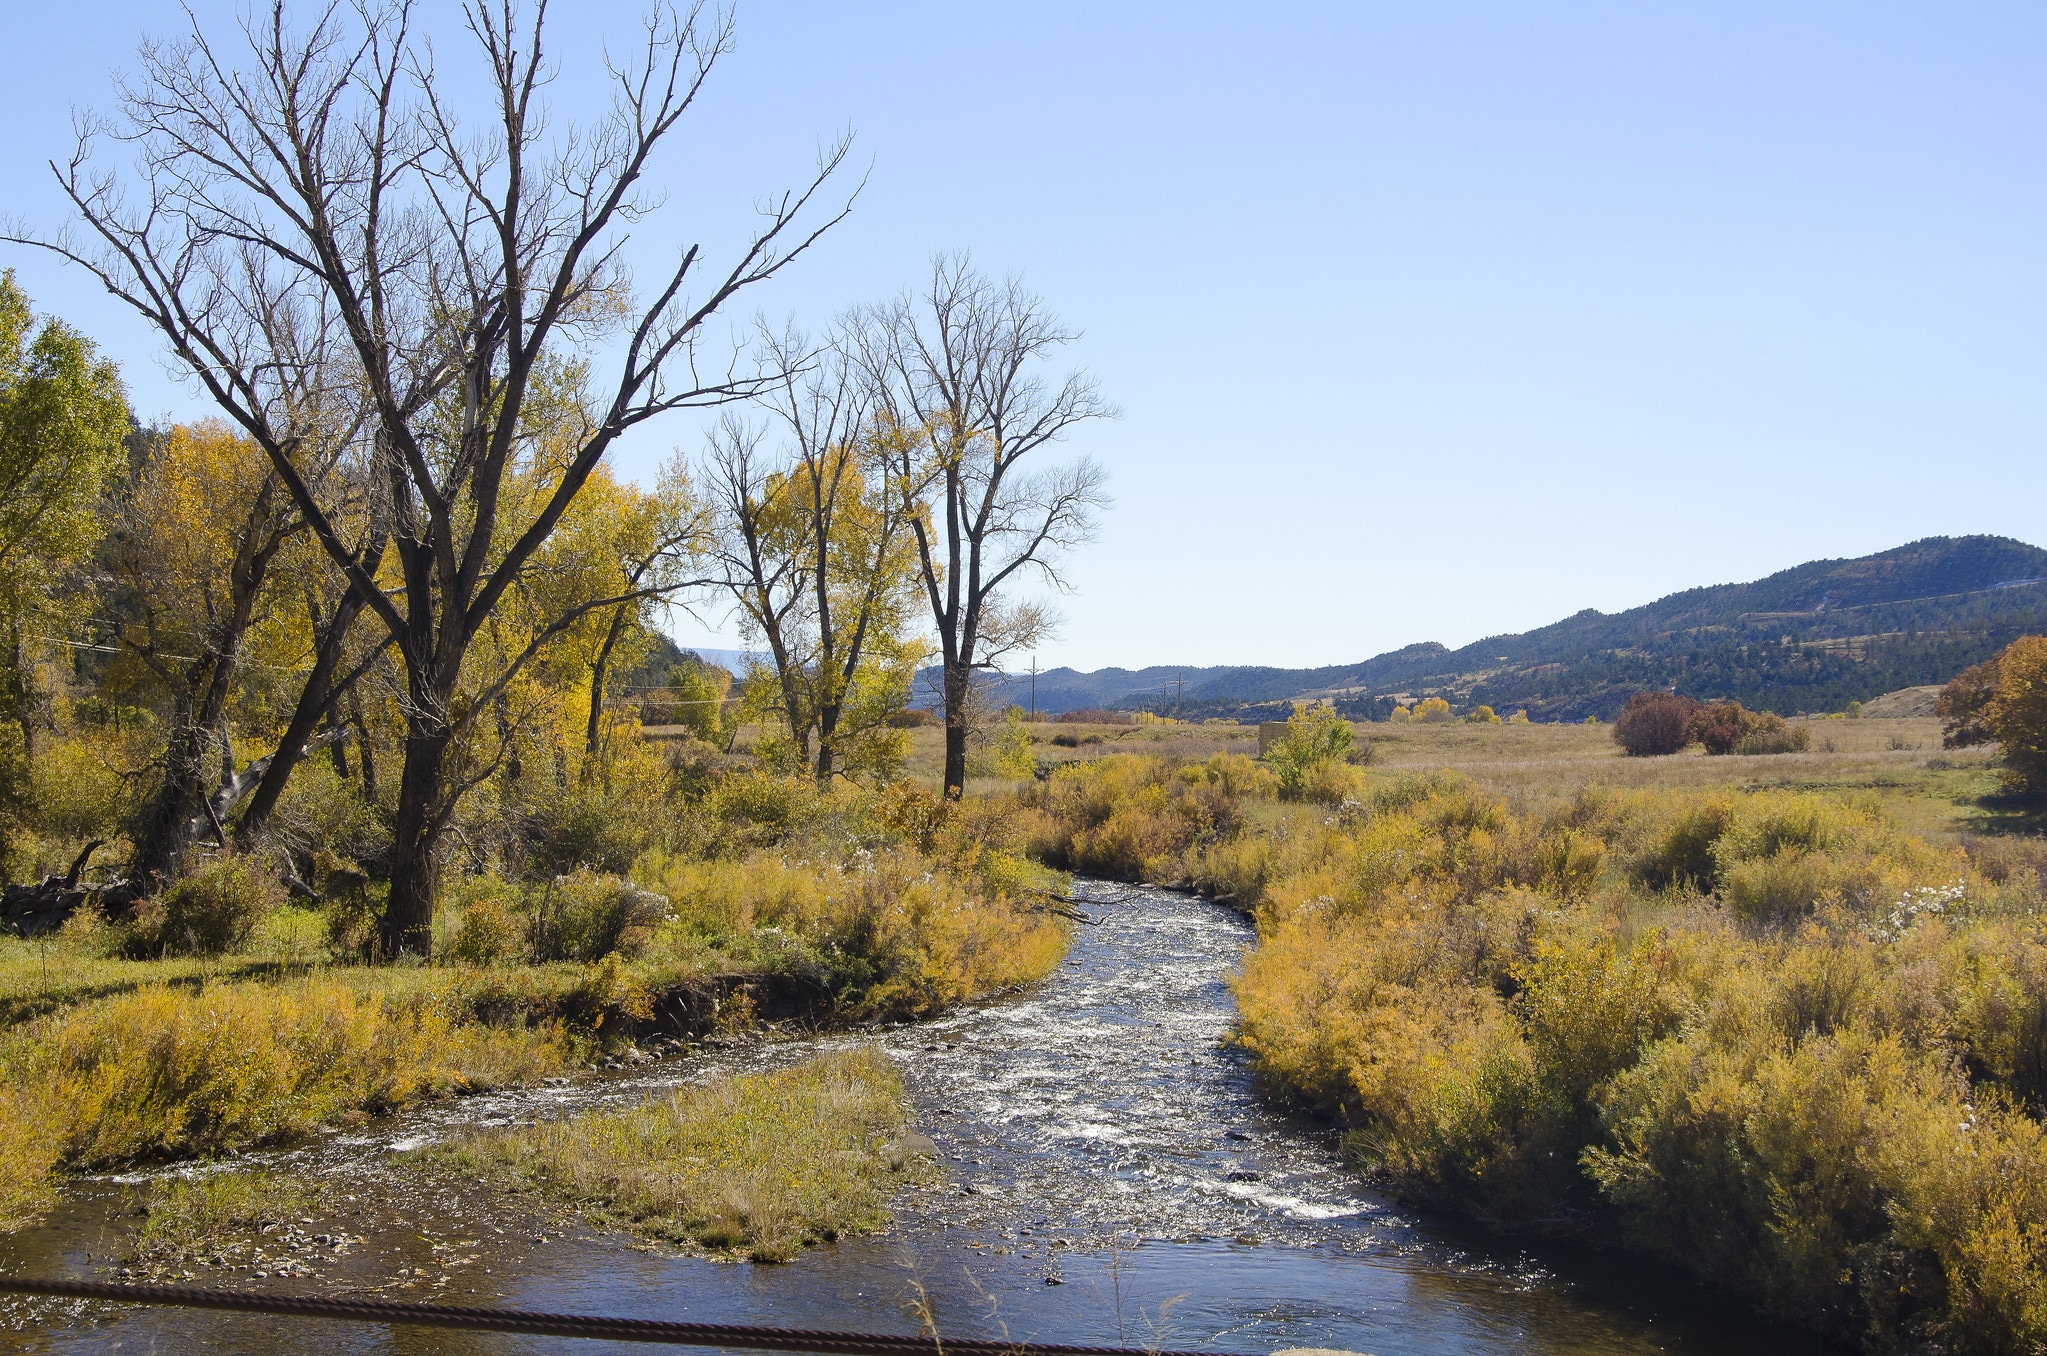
[970,536,2047,721]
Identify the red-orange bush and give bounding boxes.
[1613,692,1699,757]
[1940,655,2003,750]
[1688,701,1803,756]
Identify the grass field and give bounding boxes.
[919,711,2013,838]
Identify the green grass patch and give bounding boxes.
[426,1048,925,1262]
[130,1169,314,1271]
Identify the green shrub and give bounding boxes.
[528,784,653,876]
[28,733,129,842]
[312,850,378,959]
[154,856,279,955]
[973,707,1035,780]
[1266,706,1355,800]
[540,870,669,962]
[262,757,388,862]
[665,655,734,743]
[1634,795,1736,890]
[448,889,522,967]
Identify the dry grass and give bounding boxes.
[896,719,1259,788]
[429,1048,920,1262]
[990,714,2001,840]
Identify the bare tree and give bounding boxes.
[703,327,922,783]
[859,257,1112,797]
[16,1,851,950]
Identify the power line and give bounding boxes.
[0,1278,1248,1356]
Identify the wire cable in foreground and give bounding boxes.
[0,1276,1245,1356]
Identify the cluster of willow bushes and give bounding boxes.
[453,771,1072,1019]
[1028,752,2047,1351]
[1231,775,2047,1352]
[0,976,569,1231]
[1015,752,1274,880]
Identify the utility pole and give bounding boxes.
[1175,673,1184,720]
[1029,656,1037,721]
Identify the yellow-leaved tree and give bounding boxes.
[1985,636,2047,800]
[105,420,307,883]
[0,272,128,867]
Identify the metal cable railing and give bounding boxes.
[0,1277,1247,1356]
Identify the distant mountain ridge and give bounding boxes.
[952,535,2047,721]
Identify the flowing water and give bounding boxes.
[1,881,1816,1354]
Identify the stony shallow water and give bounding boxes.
[1,880,1818,1354]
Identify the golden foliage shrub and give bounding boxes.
[1219,770,2047,1347]
[447,889,523,966]
[0,978,568,1228]
[632,845,1063,1017]
[1987,636,2047,799]
[1023,753,1263,883]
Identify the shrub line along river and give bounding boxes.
[2,880,1819,1355]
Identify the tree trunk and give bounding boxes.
[128,699,219,885]
[381,721,451,955]
[942,660,970,799]
[327,706,352,778]
[8,628,34,764]
[349,689,378,801]
[234,615,354,841]
[583,607,629,768]
[814,704,839,784]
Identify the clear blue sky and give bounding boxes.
[4,3,2041,671]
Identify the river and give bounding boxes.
[1,880,1815,1354]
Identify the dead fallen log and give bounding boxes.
[1025,891,1100,926]
[1,840,138,937]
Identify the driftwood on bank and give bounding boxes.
[1,840,135,937]
[1027,891,1100,926]
[3,727,358,938]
